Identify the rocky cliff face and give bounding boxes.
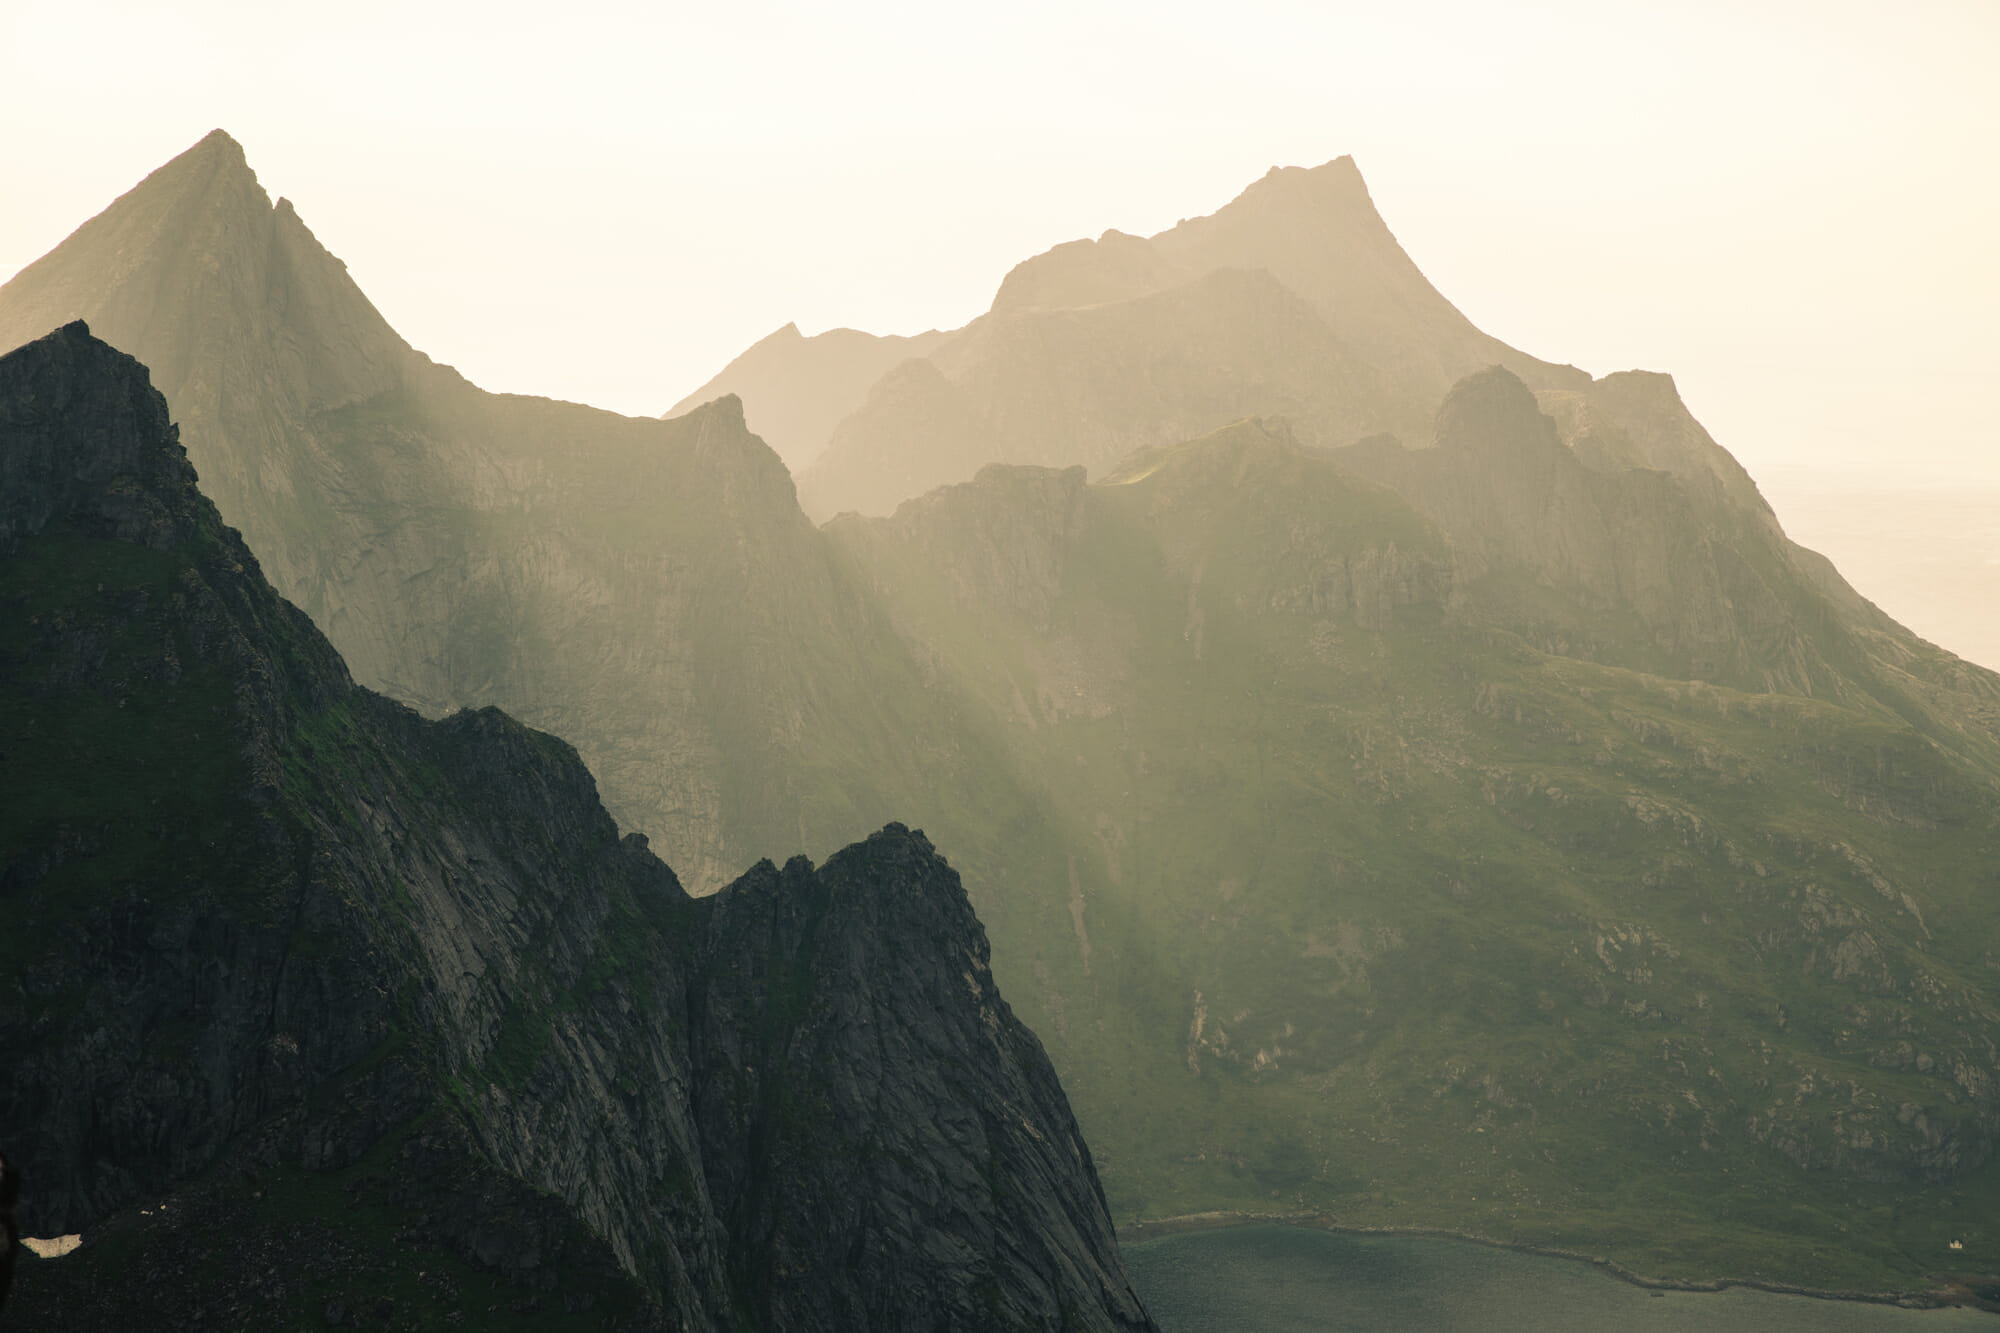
[1333,367,1889,695]
[827,418,1457,738]
[690,832,1150,1331]
[0,323,1155,1330]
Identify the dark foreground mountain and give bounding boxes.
[0,323,1155,1330]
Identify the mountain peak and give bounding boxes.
[0,130,268,326]
[1145,155,1587,401]
[192,126,247,159]
[129,126,261,204]
[0,129,274,375]
[1229,154,1375,217]
[0,321,202,556]
[0,126,415,462]
[686,390,748,431]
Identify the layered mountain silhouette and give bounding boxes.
[7,133,2000,1294]
[738,156,1588,520]
[665,322,950,473]
[0,131,1001,896]
[0,322,1155,1330]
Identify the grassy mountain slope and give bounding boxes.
[827,395,2000,1292]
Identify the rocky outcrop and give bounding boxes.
[1334,367,1885,692]
[1095,418,1454,627]
[834,463,1092,632]
[0,323,1156,1330]
[825,416,1455,734]
[691,830,1151,1331]
[0,320,205,555]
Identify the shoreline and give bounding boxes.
[1116,1210,2000,1315]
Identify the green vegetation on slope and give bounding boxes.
[828,420,2000,1294]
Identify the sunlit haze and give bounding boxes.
[5,3,1996,492]
[10,6,2000,1317]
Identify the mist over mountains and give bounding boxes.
[736,157,1587,521]
[0,322,1155,1327]
[5,129,2000,1314]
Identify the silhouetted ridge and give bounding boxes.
[795,154,1588,519]
[0,322,202,554]
[0,325,1157,1330]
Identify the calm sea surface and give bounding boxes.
[1121,1225,1993,1332]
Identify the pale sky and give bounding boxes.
[3,0,1996,495]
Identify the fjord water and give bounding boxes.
[1123,1226,1992,1332]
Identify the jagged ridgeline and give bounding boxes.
[9,131,2000,1295]
[0,129,1014,899]
[0,325,1155,1329]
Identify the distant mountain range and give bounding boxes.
[675,157,1584,521]
[5,132,1999,1296]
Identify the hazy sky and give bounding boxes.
[3,0,1996,491]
